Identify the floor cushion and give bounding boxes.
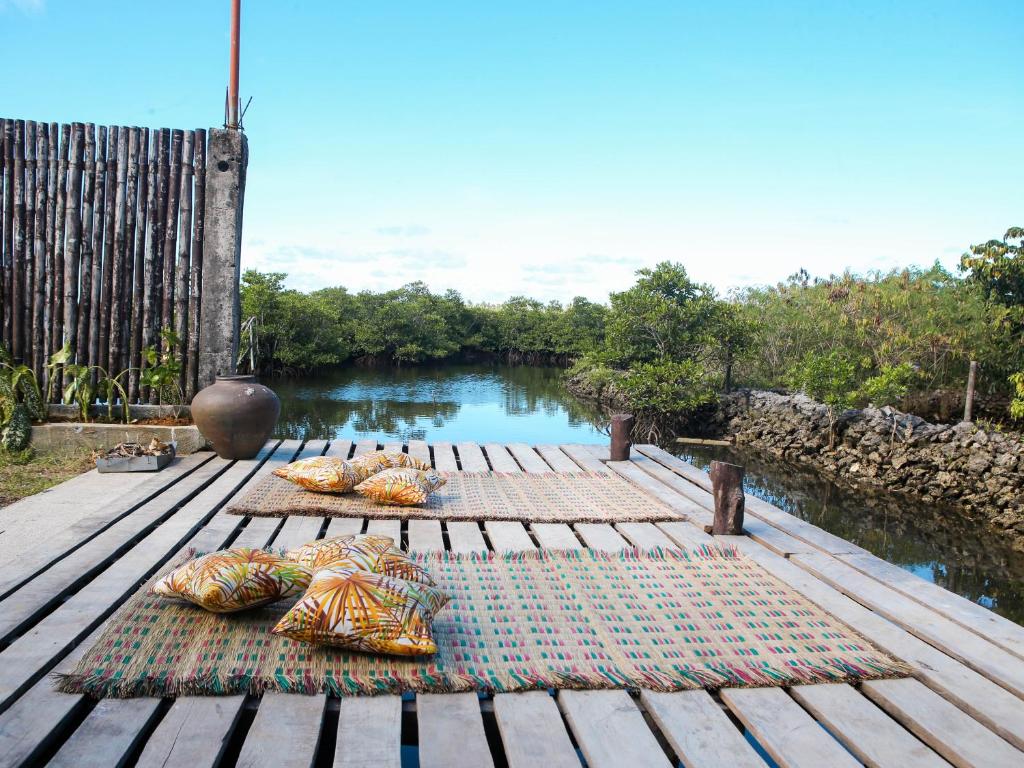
[354,468,447,506]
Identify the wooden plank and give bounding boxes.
[408,519,444,552]
[727,536,1024,751]
[366,518,401,542]
[558,444,609,474]
[456,442,489,472]
[838,551,1024,660]
[531,523,581,550]
[324,439,353,459]
[229,517,282,549]
[383,440,404,453]
[534,444,583,474]
[559,689,671,768]
[0,441,299,768]
[505,443,551,473]
[135,696,246,768]
[654,521,713,548]
[573,523,629,552]
[47,698,163,768]
[485,520,535,552]
[0,456,234,642]
[790,683,948,767]
[353,439,378,456]
[720,687,860,768]
[446,522,487,554]
[272,515,325,550]
[861,678,1024,768]
[792,551,1024,698]
[614,521,676,549]
[236,692,326,768]
[484,443,521,472]
[743,515,817,556]
[493,691,580,768]
[335,695,402,768]
[407,439,431,465]
[640,689,767,768]
[432,442,459,472]
[326,517,365,537]
[417,693,495,768]
[618,455,714,525]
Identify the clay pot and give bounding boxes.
[191,375,280,459]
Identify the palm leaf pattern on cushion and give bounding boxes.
[354,468,446,506]
[152,548,312,613]
[285,534,395,571]
[272,456,362,493]
[272,567,449,655]
[351,450,433,476]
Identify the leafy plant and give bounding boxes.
[140,328,185,407]
[787,351,860,447]
[856,363,919,408]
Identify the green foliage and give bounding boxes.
[857,363,919,408]
[787,350,860,412]
[618,360,717,415]
[1009,372,1024,421]
[961,226,1024,308]
[1,404,31,451]
[140,329,185,407]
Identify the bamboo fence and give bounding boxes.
[0,118,208,403]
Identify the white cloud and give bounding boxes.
[0,0,45,13]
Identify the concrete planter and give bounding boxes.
[31,423,209,455]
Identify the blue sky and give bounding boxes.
[3,1,1022,303]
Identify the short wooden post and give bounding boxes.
[709,460,745,535]
[963,360,977,423]
[609,413,634,461]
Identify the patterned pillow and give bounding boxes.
[351,450,433,475]
[271,566,449,655]
[272,456,361,493]
[284,534,436,586]
[354,468,447,506]
[152,548,312,613]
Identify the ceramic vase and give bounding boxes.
[191,375,280,459]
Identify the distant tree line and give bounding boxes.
[242,225,1024,425]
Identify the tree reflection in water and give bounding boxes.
[680,444,1024,625]
[271,363,606,447]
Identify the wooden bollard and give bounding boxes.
[609,413,635,461]
[709,460,745,535]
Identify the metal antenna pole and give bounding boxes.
[228,0,241,129]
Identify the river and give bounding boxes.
[269,363,1024,623]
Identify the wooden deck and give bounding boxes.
[1,439,1023,767]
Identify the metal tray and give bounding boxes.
[96,443,176,473]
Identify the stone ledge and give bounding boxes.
[30,423,209,455]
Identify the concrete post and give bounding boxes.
[198,128,247,390]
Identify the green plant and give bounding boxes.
[0,346,47,451]
[140,328,185,406]
[856,363,919,408]
[787,351,860,448]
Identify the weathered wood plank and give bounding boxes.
[790,683,948,767]
[493,691,580,768]
[446,522,487,554]
[720,687,860,768]
[236,692,326,768]
[558,444,609,474]
[135,696,246,768]
[324,439,353,459]
[792,551,1024,698]
[534,444,583,474]
[432,442,459,472]
[485,520,535,552]
[654,521,714,548]
[573,523,629,552]
[335,695,402,768]
[861,678,1024,768]
[531,523,581,550]
[417,693,495,768]
[353,439,378,456]
[383,440,404,453]
[272,515,325,550]
[407,439,431,465]
[614,521,676,550]
[640,689,767,768]
[559,689,671,768]
[456,442,489,472]
[366,518,402,542]
[408,519,444,552]
[47,698,163,768]
[505,443,551,473]
[326,517,365,537]
[484,443,521,472]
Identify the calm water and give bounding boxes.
[679,444,1024,624]
[271,363,605,444]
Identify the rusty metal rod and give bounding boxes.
[228,0,241,129]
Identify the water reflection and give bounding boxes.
[270,363,605,445]
[679,444,1024,624]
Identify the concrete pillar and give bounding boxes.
[198,128,248,390]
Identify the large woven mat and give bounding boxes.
[56,547,908,698]
[225,471,683,523]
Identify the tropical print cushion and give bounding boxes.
[350,450,433,476]
[271,566,449,655]
[272,456,361,493]
[284,534,436,585]
[152,548,312,613]
[354,468,447,506]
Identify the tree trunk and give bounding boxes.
[186,129,206,400]
[609,413,635,461]
[709,460,745,535]
[174,130,194,396]
[62,124,85,381]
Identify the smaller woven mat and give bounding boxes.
[55,547,910,698]
[226,471,683,523]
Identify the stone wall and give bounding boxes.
[711,390,1024,544]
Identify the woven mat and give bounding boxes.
[56,547,909,698]
[225,471,683,523]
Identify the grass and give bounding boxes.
[0,448,96,507]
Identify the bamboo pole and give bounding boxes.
[186,128,206,400]
[161,129,183,358]
[50,124,70,369]
[23,121,36,367]
[0,119,5,352]
[2,120,13,351]
[108,127,129,377]
[31,122,49,378]
[97,126,119,372]
[61,123,85,377]
[11,119,25,362]
[128,128,150,402]
[142,128,169,403]
[86,125,106,374]
[121,127,141,377]
[77,124,97,379]
[174,130,194,394]
[42,121,58,376]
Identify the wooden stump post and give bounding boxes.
[709,460,745,535]
[963,360,977,423]
[610,413,634,461]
